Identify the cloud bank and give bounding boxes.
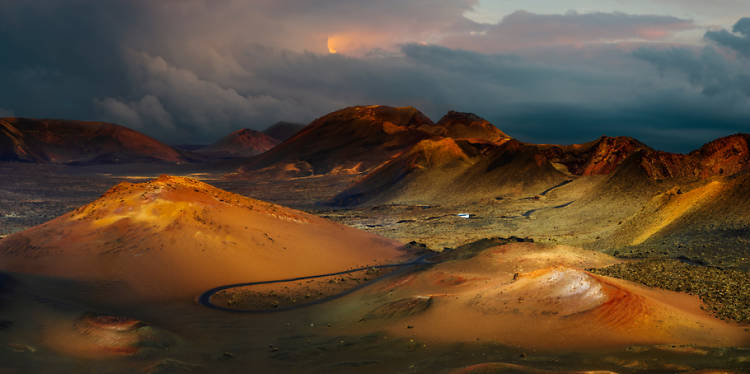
[0,0,748,151]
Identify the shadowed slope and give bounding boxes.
[334,138,571,206]
[332,135,653,206]
[0,118,186,164]
[456,139,569,197]
[241,105,437,176]
[332,138,480,205]
[263,121,305,141]
[196,128,280,158]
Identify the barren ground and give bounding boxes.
[0,162,749,373]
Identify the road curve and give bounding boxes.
[197,254,434,313]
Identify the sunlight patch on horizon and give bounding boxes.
[327,37,338,54]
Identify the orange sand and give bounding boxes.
[334,243,749,350]
[0,176,406,300]
[42,313,175,358]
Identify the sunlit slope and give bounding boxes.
[239,106,514,179]
[0,176,405,299]
[241,105,437,176]
[629,181,724,245]
[595,171,750,267]
[333,243,749,349]
[334,138,574,206]
[332,130,750,209]
[332,138,479,205]
[432,111,510,143]
[333,135,653,206]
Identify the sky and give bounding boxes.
[1,1,750,151]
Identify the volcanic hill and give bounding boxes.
[332,136,647,206]
[335,242,749,349]
[430,111,510,143]
[0,118,186,164]
[332,137,478,206]
[241,105,437,177]
[541,136,649,176]
[635,133,750,179]
[240,106,515,178]
[196,128,280,158]
[0,175,405,299]
[263,121,305,141]
[333,127,750,206]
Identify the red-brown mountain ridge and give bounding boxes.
[196,128,280,158]
[0,117,187,164]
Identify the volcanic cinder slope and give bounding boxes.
[0,118,187,164]
[317,109,750,272]
[554,134,750,260]
[241,105,506,178]
[263,121,305,142]
[0,176,405,299]
[332,242,749,349]
[195,128,280,158]
[332,112,750,210]
[430,111,511,144]
[636,133,750,179]
[328,110,517,205]
[332,138,480,206]
[331,124,651,206]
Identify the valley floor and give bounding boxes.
[0,162,748,373]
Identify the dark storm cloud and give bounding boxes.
[442,10,695,52]
[0,1,165,133]
[400,44,750,152]
[705,18,750,58]
[633,46,750,98]
[0,0,480,143]
[632,17,750,108]
[0,0,748,151]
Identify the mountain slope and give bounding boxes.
[333,130,750,207]
[196,128,280,158]
[454,139,570,198]
[263,121,305,141]
[0,176,405,299]
[0,118,186,164]
[332,138,479,205]
[596,170,750,268]
[429,111,510,143]
[342,242,748,349]
[333,138,574,206]
[636,133,750,179]
[241,105,437,176]
[543,136,650,176]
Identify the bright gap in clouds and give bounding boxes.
[327,37,337,54]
